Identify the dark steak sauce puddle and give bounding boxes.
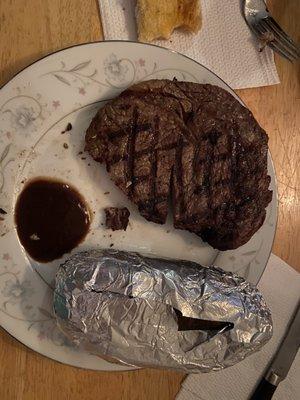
[15,178,90,262]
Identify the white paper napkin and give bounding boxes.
[98,0,280,89]
[176,254,300,400]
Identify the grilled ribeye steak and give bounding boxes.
[85,80,272,250]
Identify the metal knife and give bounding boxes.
[251,302,300,400]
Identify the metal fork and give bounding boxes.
[243,0,300,61]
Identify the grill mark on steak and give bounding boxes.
[193,146,201,171]
[150,117,159,214]
[106,143,179,166]
[204,138,214,218]
[127,108,138,195]
[229,130,237,220]
[106,142,232,169]
[206,130,222,146]
[85,79,272,250]
[175,137,184,219]
[108,123,152,141]
[192,146,199,199]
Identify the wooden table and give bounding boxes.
[0,1,299,399]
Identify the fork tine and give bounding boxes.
[258,20,298,60]
[255,22,295,61]
[268,41,295,62]
[267,17,300,53]
[271,35,299,60]
[264,18,300,57]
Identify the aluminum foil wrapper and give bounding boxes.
[54,249,272,373]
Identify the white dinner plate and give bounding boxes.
[0,41,277,371]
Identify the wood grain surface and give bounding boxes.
[0,1,299,399]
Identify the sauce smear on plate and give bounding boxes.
[15,178,90,262]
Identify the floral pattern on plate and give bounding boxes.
[0,42,277,371]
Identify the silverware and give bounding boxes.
[251,302,300,399]
[243,0,300,61]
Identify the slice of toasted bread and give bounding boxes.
[136,0,202,42]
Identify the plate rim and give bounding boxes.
[0,40,278,371]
